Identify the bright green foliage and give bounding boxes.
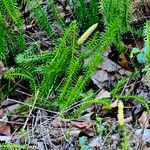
[115,95,150,112]
[39,21,78,98]
[5,21,107,111]
[72,0,100,30]
[60,54,101,110]
[1,0,26,50]
[143,21,150,61]
[2,0,148,119]
[101,0,131,30]
[0,0,26,61]
[25,0,53,36]
[145,64,150,88]
[111,78,128,97]
[48,0,66,29]
[0,11,6,60]
[6,21,78,97]
[72,0,88,29]
[0,143,27,150]
[1,0,23,31]
[100,0,132,51]
[89,0,99,26]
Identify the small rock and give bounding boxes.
[139,91,150,100]
[119,69,131,76]
[59,12,65,18]
[0,136,12,142]
[57,5,64,12]
[88,136,103,148]
[70,129,81,137]
[66,5,71,11]
[91,70,109,88]
[104,48,111,57]
[136,129,150,142]
[38,142,45,150]
[78,113,94,122]
[110,75,115,81]
[101,58,121,72]
[65,17,71,24]
[92,70,109,82]
[97,89,110,99]
[114,74,121,80]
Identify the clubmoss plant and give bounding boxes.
[72,0,100,30]
[100,0,132,51]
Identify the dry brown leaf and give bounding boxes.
[0,109,11,135]
[71,121,92,130]
[118,53,130,70]
[0,123,11,135]
[0,109,5,117]
[138,111,150,128]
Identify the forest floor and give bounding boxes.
[0,0,150,150]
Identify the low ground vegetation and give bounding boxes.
[0,0,150,149]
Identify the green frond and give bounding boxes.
[61,53,102,110]
[39,21,78,98]
[111,78,128,97]
[1,0,26,50]
[88,0,99,26]
[48,0,65,29]
[5,68,37,92]
[71,97,110,119]
[25,0,53,36]
[144,21,150,47]
[145,64,150,89]
[0,11,6,60]
[100,0,132,51]
[2,0,22,27]
[122,0,132,31]
[58,58,81,103]
[16,42,47,67]
[114,95,150,112]
[72,0,100,30]
[72,0,88,29]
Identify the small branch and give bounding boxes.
[23,90,39,129]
